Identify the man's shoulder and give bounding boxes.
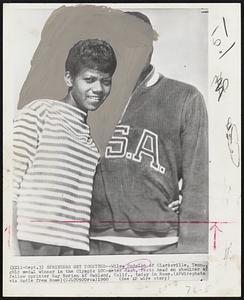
[161,75,201,97]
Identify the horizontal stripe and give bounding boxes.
[39,141,98,163]
[15,109,43,128]
[14,138,37,151]
[14,119,42,133]
[19,198,91,214]
[18,223,88,239]
[13,131,37,142]
[25,99,49,111]
[44,121,90,142]
[26,171,93,184]
[22,178,92,192]
[13,166,27,176]
[24,173,93,186]
[19,185,92,199]
[34,155,96,172]
[13,124,37,136]
[44,118,89,137]
[35,150,97,168]
[13,159,27,167]
[18,194,91,208]
[17,207,90,222]
[17,229,89,245]
[32,163,95,177]
[15,111,44,126]
[17,233,89,251]
[52,101,87,117]
[17,216,89,231]
[50,99,87,117]
[15,116,43,130]
[17,230,89,247]
[17,190,91,202]
[18,201,90,220]
[13,151,30,161]
[37,145,98,165]
[48,110,87,129]
[13,144,36,158]
[48,103,87,119]
[41,133,99,159]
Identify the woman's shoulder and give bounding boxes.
[17,99,56,118]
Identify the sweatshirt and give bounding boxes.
[90,69,208,253]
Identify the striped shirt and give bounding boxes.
[13,99,100,252]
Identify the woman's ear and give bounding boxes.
[64,71,73,88]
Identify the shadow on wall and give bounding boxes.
[18,5,154,153]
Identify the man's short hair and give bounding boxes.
[125,11,157,41]
[125,11,152,28]
[65,39,117,77]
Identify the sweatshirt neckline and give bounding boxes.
[139,65,163,89]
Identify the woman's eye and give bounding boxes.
[102,80,112,86]
[84,78,94,83]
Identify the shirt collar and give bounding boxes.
[52,100,88,123]
[139,65,160,88]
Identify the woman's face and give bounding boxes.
[67,67,112,112]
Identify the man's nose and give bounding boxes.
[92,81,103,93]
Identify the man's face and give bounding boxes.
[69,68,112,112]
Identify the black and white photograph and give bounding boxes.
[3,3,241,297]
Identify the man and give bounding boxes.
[90,12,208,255]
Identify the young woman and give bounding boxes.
[13,39,117,256]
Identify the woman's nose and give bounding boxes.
[92,81,103,93]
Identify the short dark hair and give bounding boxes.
[125,11,157,42]
[65,39,117,77]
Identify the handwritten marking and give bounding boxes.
[211,72,229,101]
[186,285,191,295]
[212,37,221,47]
[211,25,219,36]
[224,242,232,263]
[219,42,236,60]
[210,222,222,250]
[222,17,228,37]
[4,225,11,248]
[120,258,152,271]
[211,17,236,59]
[226,117,240,167]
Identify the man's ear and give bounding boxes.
[64,71,73,87]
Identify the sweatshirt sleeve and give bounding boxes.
[13,108,43,202]
[178,88,209,253]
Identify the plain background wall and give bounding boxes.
[144,8,208,101]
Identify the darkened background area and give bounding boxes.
[17,5,154,153]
